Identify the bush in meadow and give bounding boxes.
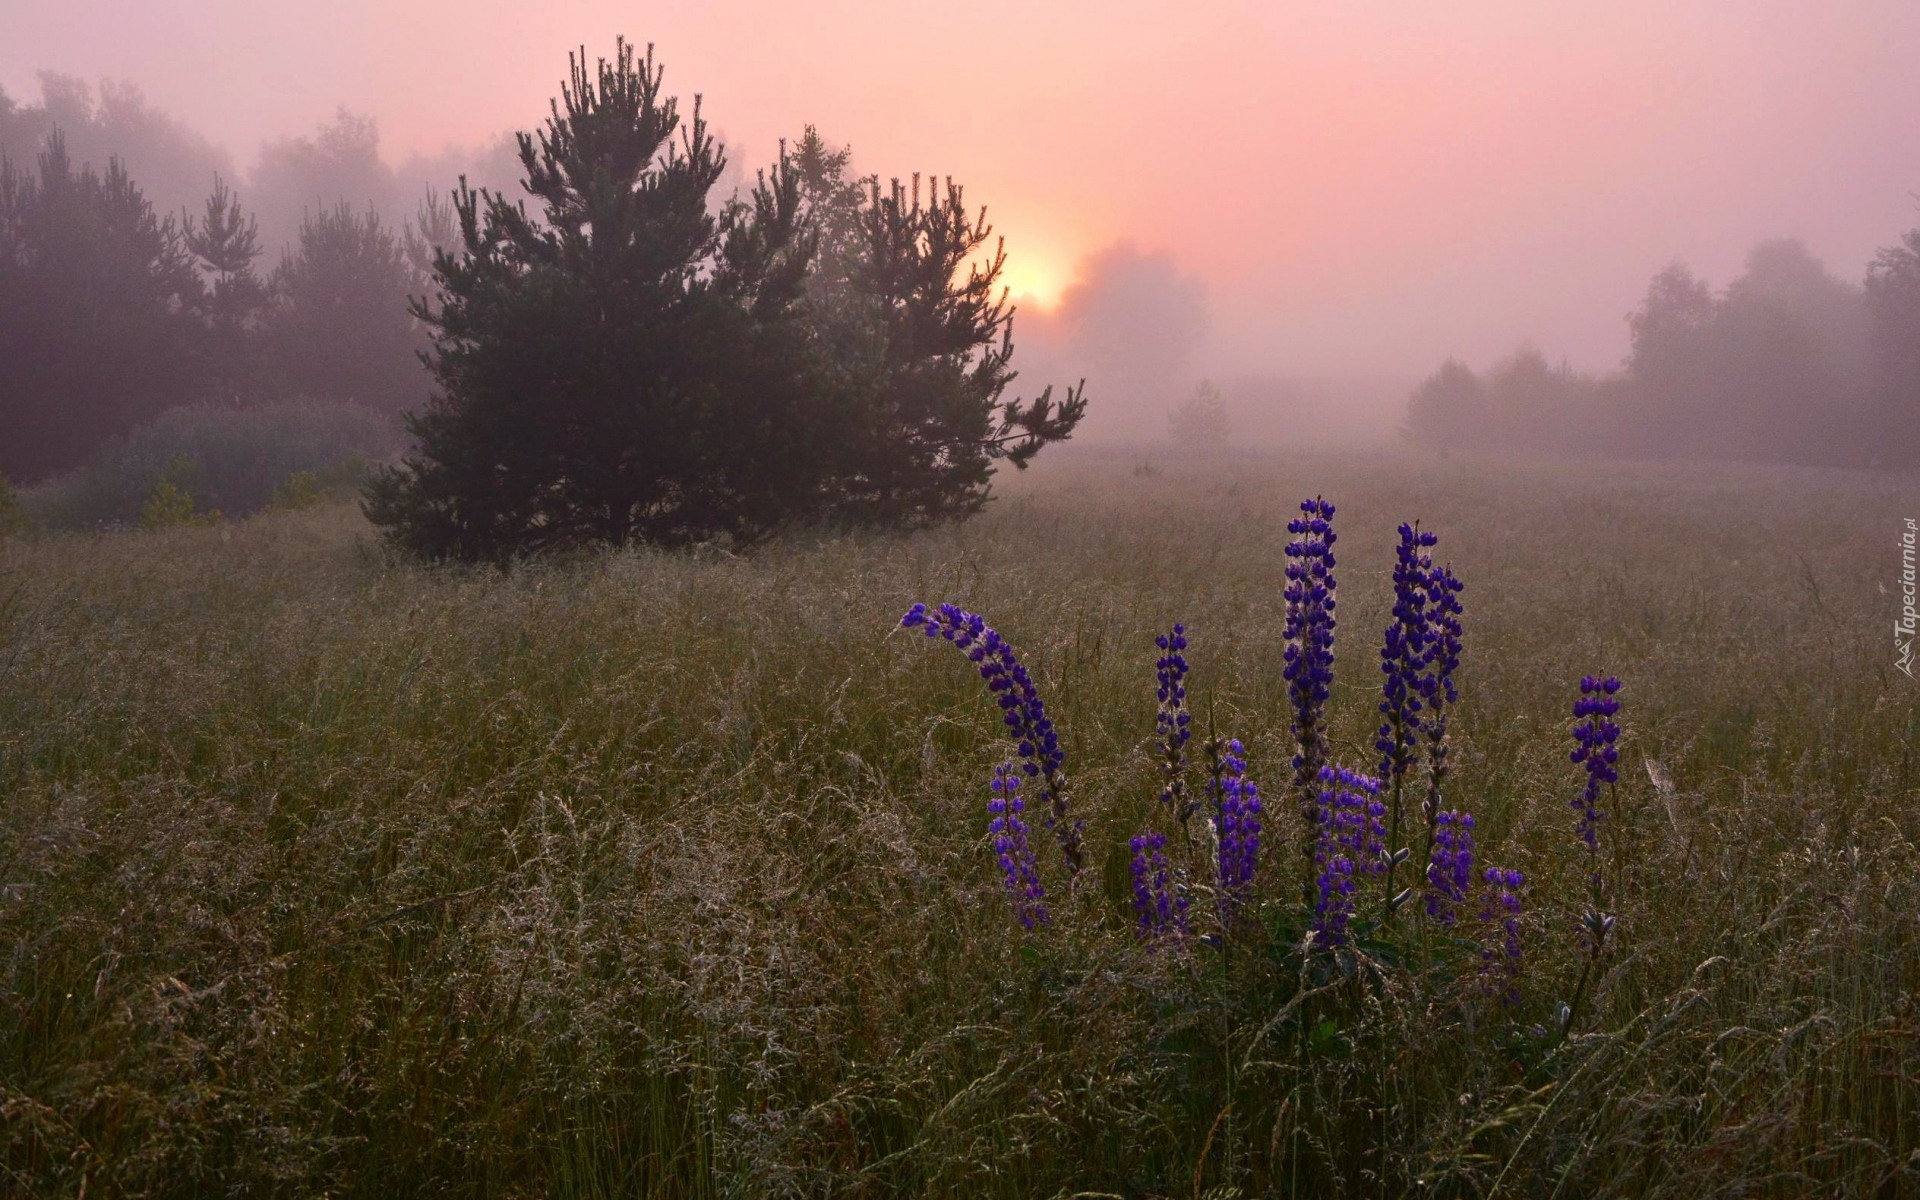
[33,399,396,528]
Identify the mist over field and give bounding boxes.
[8,0,1920,454]
[3,5,1919,1197]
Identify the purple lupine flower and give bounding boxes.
[1477,866,1524,1005]
[1129,829,1185,937]
[1564,675,1622,1032]
[1424,809,1476,925]
[1569,675,1623,853]
[988,762,1048,928]
[1211,738,1262,894]
[1284,497,1338,898]
[1311,764,1382,945]
[1377,522,1437,900]
[903,603,1083,872]
[1418,561,1465,835]
[1377,522,1437,787]
[1154,625,1195,822]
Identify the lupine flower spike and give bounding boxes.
[902,603,1083,872]
[1419,561,1464,851]
[988,763,1048,928]
[1311,764,1383,946]
[1204,736,1262,925]
[1154,625,1195,824]
[1377,522,1437,904]
[1284,497,1337,900]
[1565,674,1623,1032]
[1478,866,1524,1005]
[1424,809,1476,926]
[1129,829,1185,937]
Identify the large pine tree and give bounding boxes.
[367,43,1083,559]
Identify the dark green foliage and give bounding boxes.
[30,399,398,528]
[801,164,1087,528]
[0,133,204,481]
[367,45,1082,560]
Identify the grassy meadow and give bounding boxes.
[2,449,1917,1197]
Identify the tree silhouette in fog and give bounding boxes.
[367,43,1083,559]
[0,132,203,481]
[184,175,268,401]
[269,202,424,414]
[1405,239,1893,467]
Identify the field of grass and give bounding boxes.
[3,449,1917,1197]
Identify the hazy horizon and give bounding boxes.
[7,0,1918,395]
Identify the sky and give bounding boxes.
[7,0,1919,382]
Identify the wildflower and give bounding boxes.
[1154,625,1195,822]
[1311,764,1382,945]
[988,762,1047,928]
[1478,866,1524,1005]
[1418,561,1465,837]
[1129,829,1185,936]
[1377,522,1437,895]
[1211,737,1262,893]
[1424,809,1476,925]
[1569,675,1623,853]
[903,603,1083,872]
[1564,674,1622,1033]
[1377,523,1436,783]
[1285,497,1338,895]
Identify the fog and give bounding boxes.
[5,0,1919,446]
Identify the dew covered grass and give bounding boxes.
[2,451,1916,1197]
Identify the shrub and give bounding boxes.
[33,399,398,528]
[267,469,324,512]
[136,461,221,530]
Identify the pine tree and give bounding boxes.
[183,174,266,399]
[822,171,1085,526]
[0,131,203,480]
[365,41,826,558]
[401,186,458,287]
[268,200,422,413]
[365,45,1085,559]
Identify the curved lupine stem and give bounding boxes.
[903,603,1083,873]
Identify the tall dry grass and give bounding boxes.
[2,451,1915,1197]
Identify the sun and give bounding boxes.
[985,245,1069,311]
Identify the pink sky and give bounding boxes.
[7,0,1918,376]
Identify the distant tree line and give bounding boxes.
[0,129,445,481]
[1406,237,1920,468]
